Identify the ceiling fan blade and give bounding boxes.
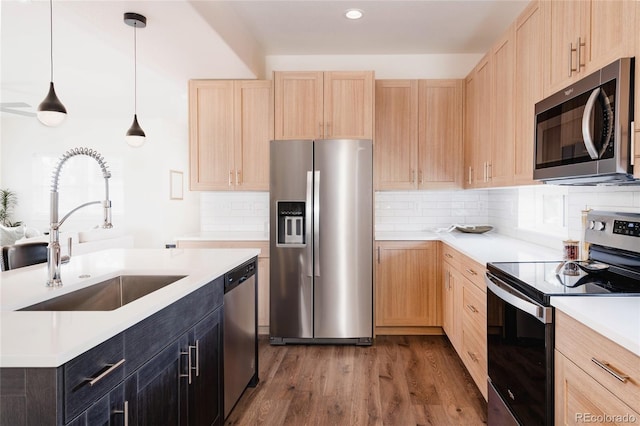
[0,102,31,108]
[0,102,37,117]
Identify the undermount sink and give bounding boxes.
[21,275,186,311]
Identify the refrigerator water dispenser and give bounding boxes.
[277,201,305,245]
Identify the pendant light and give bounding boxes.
[124,12,146,147]
[37,0,67,127]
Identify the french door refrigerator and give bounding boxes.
[269,139,373,345]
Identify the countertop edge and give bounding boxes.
[0,248,260,368]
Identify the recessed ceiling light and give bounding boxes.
[344,9,364,20]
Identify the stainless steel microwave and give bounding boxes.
[534,58,635,185]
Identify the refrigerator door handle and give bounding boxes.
[314,170,320,277]
[306,171,313,277]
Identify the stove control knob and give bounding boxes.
[594,221,606,231]
[589,220,596,230]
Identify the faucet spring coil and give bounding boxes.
[51,147,111,192]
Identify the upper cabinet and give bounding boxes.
[375,79,463,190]
[513,1,543,186]
[635,1,640,179]
[543,0,635,96]
[189,80,273,191]
[274,71,374,140]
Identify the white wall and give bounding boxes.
[0,113,200,249]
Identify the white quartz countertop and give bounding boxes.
[176,231,269,242]
[376,230,562,264]
[0,248,260,367]
[551,297,640,356]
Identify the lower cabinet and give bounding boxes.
[555,310,640,424]
[125,308,223,426]
[176,240,270,334]
[440,242,488,400]
[0,274,228,426]
[374,241,441,335]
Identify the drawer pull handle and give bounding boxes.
[465,268,478,276]
[466,304,478,313]
[591,358,629,383]
[87,358,125,386]
[113,400,129,426]
[445,253,453,259]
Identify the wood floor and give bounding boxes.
[225,335,488,426]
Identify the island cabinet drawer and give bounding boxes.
[555,310,640,413]
[124,276,223,374]
[64,333,125,423]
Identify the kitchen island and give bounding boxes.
[0,247,259,425]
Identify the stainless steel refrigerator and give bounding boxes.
[269,139,373,345]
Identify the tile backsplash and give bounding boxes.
[200,186,640,250]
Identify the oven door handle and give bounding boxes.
[486,274,553,324]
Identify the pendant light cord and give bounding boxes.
[133,23,137,114]
[49,0,54,82]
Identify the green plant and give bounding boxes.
[0,189,22,227]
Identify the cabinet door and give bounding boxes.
[126,338,186,426]
[442,260,462,353]
[474,56,492,187]
[555,350,640,426]
[66,383,126,426]
[374,80,418,190]
[374,241,440,328]
[588,0,635,73]
[189,80,235,190]
[233,80,273,191]
[544,0,590,95]
[324,71,374,139]
[464,72,477,188]
[514,1,543,185]
[490,26,515,187]
[189,309,223,426]
[418,79,463,189]
[274,71,324,140]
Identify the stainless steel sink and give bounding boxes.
[21,275,186,311]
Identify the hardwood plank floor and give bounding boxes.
[226,335,487,425]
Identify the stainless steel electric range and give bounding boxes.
[485,211,640,425]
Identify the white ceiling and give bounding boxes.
[1,0,528,120]
[197,0,530,55]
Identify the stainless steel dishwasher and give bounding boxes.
[224,258,259,418]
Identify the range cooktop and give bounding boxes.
[487,261,640,305]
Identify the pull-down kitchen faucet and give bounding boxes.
[47,147,112,286]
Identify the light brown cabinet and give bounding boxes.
[513,1,543,185]
[555,310,640,424]
[543,0,635,96]
[189,80,273,191]
[440,243,488,401]
[374,241,441,335]
[489,24,515,187]
[464,55,492,188]
[375,79,463,190]
[274,71,374,140]
[175,240,270,334]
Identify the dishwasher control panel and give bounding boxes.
[224,259,257,293]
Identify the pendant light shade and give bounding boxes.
[125,114,146,147]
[124,12,146,147]
[38,0,67,127]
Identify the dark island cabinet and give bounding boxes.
[0,273,227,426]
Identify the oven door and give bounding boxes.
[486,273,554,426]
